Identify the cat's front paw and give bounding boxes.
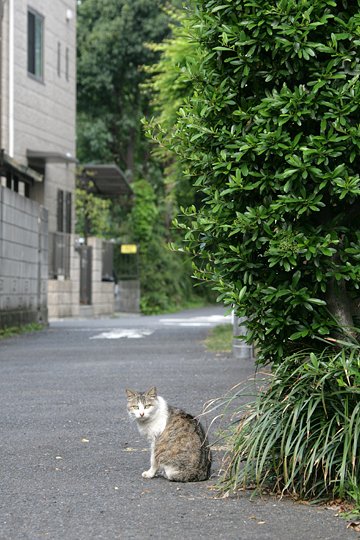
[142,469,156,479]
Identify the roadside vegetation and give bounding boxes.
[0,323,45,340]
[205,324,233,353]
[76,0,213,314]
[217,341,360,501]
[146,0,360,512]
[76,0,360,512]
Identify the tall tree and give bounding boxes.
[76,0,207,313]
[144,7,203,210]
[77,0,170,178]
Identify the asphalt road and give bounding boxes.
[0,307,356,539]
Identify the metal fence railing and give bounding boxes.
[114,244,139,281]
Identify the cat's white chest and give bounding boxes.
[137,396,168,441]
[145,413,167,440]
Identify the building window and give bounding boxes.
[27,9,44,80]
[65,47,69,81]
[57,189,72,233]
[57,42,61,77]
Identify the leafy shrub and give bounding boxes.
[125,179,207,314]
[75,179,113,239]
[218,342,360,502]
[127,179,159,243]
[138,237,198,314]
[149,0,360,363]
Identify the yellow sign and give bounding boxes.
[120,244,138,254]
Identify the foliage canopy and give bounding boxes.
[149,0,360,363]
[76,0,207,313]
[77,0,170,175]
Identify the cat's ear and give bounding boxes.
[146,386,157,398]
[125,388,138,400]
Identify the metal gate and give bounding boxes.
[79,245,92,305]
[114,244,140,312]
[116,244,139,280]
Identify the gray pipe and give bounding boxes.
[232,314,254,360]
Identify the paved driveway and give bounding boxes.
[0,307,355,539]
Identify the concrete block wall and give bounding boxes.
[48,236,115,320]
[47,234,80,319]
[116,280,140,313]
[92,282,114,317]
[0,186,48,327]
[87,237,114,317]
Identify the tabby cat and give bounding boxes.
[125,387,211,482]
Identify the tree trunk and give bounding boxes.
[126,127,136,180]
[351,297,360,319]
[325,278,354,335]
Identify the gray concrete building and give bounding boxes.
[0,0,78,325]
[0,0,136,326]
[1,0,77,214]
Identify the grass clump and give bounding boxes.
[205,324,233,353]
[216,341,360,509]
[0,322,45,340]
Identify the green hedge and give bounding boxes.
[151,0,360,363]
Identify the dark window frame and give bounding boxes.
[57,189,64,232]
[65,47,69,81]
[27,8,44,81]
[57,189,72,234]
[57,41,61,77]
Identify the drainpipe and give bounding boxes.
[8,0,13,157]
[232,313,254,361]
[0,0,4,153]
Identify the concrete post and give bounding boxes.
[232,313,254,360]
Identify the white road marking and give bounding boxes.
[87,314,231,339]
[159,315,231,327]
[90,329,154,340]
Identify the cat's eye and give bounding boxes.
[131,405,139,410]
[144,404,152,409]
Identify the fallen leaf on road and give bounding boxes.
[211,490,230,499]
[347,522,360,532]
[211,445,229,452]
[123,447,148,452]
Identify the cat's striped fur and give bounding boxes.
[126,387,211,482]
